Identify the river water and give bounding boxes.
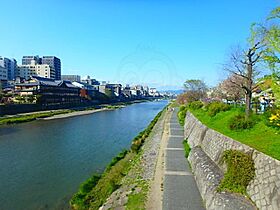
[0,100,168,210]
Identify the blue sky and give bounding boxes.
[0,0,278,89]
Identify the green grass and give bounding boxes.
[70,106,166,210]
[0,110,72,125]
[183,140,191,158]
[71,152,135,210]
[177,105,188,126]
[126,181,148,210]
[191,108,280,160]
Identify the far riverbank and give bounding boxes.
[0,99,157,125]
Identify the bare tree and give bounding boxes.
[183,79,208,101]
[220,74,245,103]
[224,43,263,118]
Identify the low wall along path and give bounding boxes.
[184,111,280,210]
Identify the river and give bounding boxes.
[0,100,168,210]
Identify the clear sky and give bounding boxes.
[0,0,278,90]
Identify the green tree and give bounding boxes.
[251,7,280,105]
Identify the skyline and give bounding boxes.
[0,0,278,90]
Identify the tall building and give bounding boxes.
[22,55,41,65]
[42,56,61,80]
[0,66,7,89]
[22,55,61,80]
[62,75,81,82]
[18,60,55,80]
[0,57,17,80]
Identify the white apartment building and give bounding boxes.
[17,60,55,79]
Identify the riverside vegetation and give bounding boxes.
[177,100,280,199]
[0,110,73,125]
[0,100,150,126]
[218,150,255,195]
[70,107,166,210]
[178,101,280,160]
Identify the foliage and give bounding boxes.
[184,79,207,92]
[183,140,191,158]
[176,92,189,105]
[131,109,164,152]
[190,108,280,160]
[176,91,205,104]
[228,113,257,130]
[105,150,128,172]
[218,150,255,194]
[188,101,203,110]
[251,7,280,106]
[205,101,230,117]
[71,107,166,210]
[182,79,208,102]
[126,182,148,210]
[177,105,188,126]
[218,75,245,102]
[0,110,72,125]
[71,174,101,208]
[265,108,280,129]
[71,152,134,210]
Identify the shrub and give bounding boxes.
[178,105,188,126]
[106,150,128,171]
[218,150,255,194]
[188,101,203,110]
[228,114,256,130]
[70,174,101,208]
[264,107,280,129]
[206,101,230,117]
[183,140,191,158]
[131,109,164,152]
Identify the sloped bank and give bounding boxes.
[185,111,280,210]
[70,106,167,210]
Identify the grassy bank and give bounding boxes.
[190,107,280,160]
[0,100,150,126]
[70,107,166,210]
[0,110,73,125]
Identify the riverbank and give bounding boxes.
[70,105,168,210]
[42,108,110,120]
[0,99,151,125]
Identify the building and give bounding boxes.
[42,56,61,80]
[72,81,98,99]
[81,76,100,85]
[22,55,61,80]
[0,57,17,80]
[18,60,55,79]
[0,66,7,89]
[149,87,160,97]
[106,84,122,97]
[22,55,41,65]
[62,75,81,82]
[15,76,81,106]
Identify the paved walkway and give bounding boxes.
[163,108,205,210]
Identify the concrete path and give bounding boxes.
[163,108,205,210]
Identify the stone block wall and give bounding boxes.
[185,111,280,210]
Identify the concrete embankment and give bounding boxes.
[185,111,280,210]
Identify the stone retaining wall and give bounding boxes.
[184,111,280,210]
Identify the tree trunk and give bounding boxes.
[245,93,251,119]
[245,63,253,119]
